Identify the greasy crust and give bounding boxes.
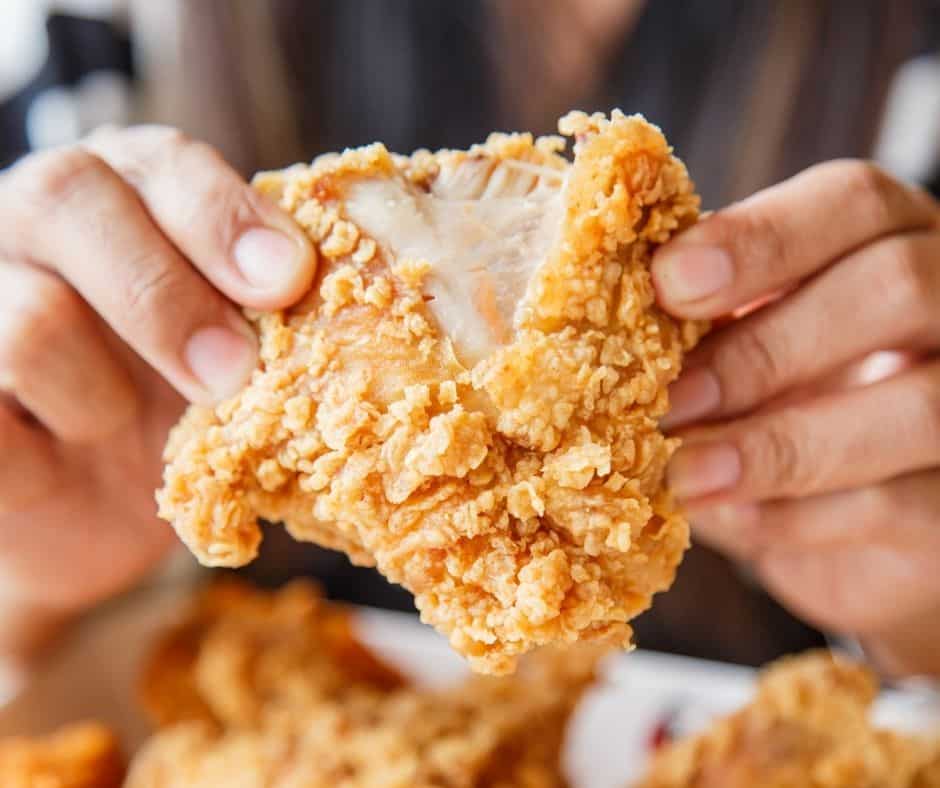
[157,110,703,673]
[0,722,125,788]
[127,579,600,788]
[636,651,940,788]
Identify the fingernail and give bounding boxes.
[653,246,733,303]
[668,442,741,500]
[662,367,721,430]
[185,325,257,401]
[234,228,304,291]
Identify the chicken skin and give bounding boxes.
[158,110,702,673]
[637,651,940,788]
[128,579,599,788]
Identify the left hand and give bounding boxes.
[652,160,940,677]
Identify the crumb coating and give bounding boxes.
[157,111,703,673]
[128,580,599,788]
[637,652,940,788]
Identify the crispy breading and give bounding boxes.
[128,655,595,788]
[138,578,405,730]
[127,579,600,788]
[636,651,940,788]
[0,722,125,788]
[157,110,702,673]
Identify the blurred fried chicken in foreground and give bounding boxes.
[637,651,940,788]
[158,110,702,673]
[137,578,405,730]
[128,579,600,788]
[0,722,124,788]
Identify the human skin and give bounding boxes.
[0,126,316,663]
[0,129,937,676]
[652,160,940,677]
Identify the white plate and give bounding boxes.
[1,581,938,787]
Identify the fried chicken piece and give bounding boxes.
[636,651,940,788]
[158,110,702,673]
[127,579,600,788]
[128,652,596,788]
[138,578,405,730]
[0,722,125,788]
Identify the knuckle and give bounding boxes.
[154,137,255,243]
[121,254,189,317]
[739,412,811,496]
[104,124,192,158]
[887,240,935,335]
[16,147,109,210]
[208,185,258,248]
[916,366,940,443]
[857,484,897,526]
[747,209,788,265]
[29,276,82,322]
[135,124,190,149]
[83,122,122,147]
[181,174,257,252]
[727,207,788,283]
[162,133,220,177]
[838,159,897,221]
[691,206,787,288]
[712,326,783,408]
[116,125,193,178]
[1,279,82,380]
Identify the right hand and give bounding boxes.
[0,126,316,659]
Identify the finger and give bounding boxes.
[2,148,257,404]
[84,126,316,309]
[664,232,940,428]
[0,401,60,512]
[687,470,940,633]
[0,264,138,440]
[727,352,916,416]
[667,359,940,504]
[652,160,938,319]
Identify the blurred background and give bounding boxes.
[3,0,940,667]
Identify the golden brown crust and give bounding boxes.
[138,578,405,730]
[128,579,599,788]
[157,110,702,673]
[0,722,125,788]
[636,651,940,788]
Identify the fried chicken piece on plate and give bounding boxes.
[636,651,940,788]
[138,578,404,730]
[128,650,598,788]
[0,722,125,788]
[158,110,703,674]
[127,579,601,788]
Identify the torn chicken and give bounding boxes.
[157,110,703,673]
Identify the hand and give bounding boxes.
[652,160,940,677]
[0,127,315,660]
